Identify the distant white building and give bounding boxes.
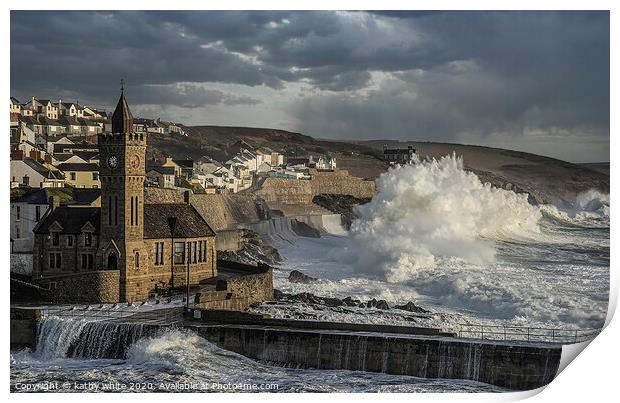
[315,156,337,171]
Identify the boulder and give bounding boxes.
[288,270,317,284]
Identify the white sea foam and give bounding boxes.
[343,154,542,282]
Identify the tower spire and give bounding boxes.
[111,82,133,134]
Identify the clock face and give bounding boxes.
[129,154,140,169]
[107,154,119,169]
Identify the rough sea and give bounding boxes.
[11,155,609,392]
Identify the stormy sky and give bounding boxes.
[10,11,609,162]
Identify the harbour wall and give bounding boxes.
[189,323,561,391]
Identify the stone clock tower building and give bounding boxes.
[97,90,147,301]
[32,89,217,303]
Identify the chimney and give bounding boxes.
[48,195,60,212]
[183,190,192,205]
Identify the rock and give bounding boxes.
[291,220,321,238]
[375,299,389,310]
[394,301,429,313]
[321,297,344,307]
[288,270,317,284]
[366,298,378,308]
[343,296,360,306]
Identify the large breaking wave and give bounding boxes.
[345,154,543,282]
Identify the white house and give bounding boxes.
[11,188,50,253]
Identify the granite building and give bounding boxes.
[32,90,217,303]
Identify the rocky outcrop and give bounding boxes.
[312,194,372,229]
[273,290,429,313]
[217,229,281,266]
[288,270,317,283]
[394,301,430,313]
[290,220,321,238]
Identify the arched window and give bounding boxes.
[135,252,140,268]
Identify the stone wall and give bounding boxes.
[34,270,120,303]
[190,260,273,310]
[190,193,266,231]
[10,253,33,276]
[10,308,41,350]
[191,325,561,391]
[215,229,241,251]
[255,170,375,212]
[123,236,218,302]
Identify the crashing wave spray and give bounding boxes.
[345,154,542,282]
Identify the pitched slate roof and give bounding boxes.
[39,117,62,126]
[173,159,193,168]
[53,143,98,154]
[34,206,100,234]
[73,151,100,161]
[143,203,215,239]
[22,159,64,179]
[58,115,81,126]
[147,165,176,175]
[58,162,99,172]
[69,188,101,205]
[11,188,48,204]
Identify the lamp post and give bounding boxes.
[186,241,191,311]
[167,217,177,290]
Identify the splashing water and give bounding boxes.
[344,154,542,282]
[265,155,609,330]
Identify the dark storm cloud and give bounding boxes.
[10,10,609,161]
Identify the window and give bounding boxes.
[70,172,76,181]
[203,241,208,262]
[114,196,118,225]
[49,282,57,291]
[135,252,140,268]
[35,206,41,222]
[67,235,73,247]
[49,253,62,269]
[16,227,20,239]
[22,175,29,186]
[92,172,98,181]
[81,254,87,269]
[198,241,203,262]
[130,196,134,225]
[52,232,59,246]
[153,242,164,265]
[16,206,20,220]
[193,241,197,263]
[84,232,92,247]
[174,242,185,264]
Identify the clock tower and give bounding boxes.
[98,87,147,302]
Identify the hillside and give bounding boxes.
[145,126,608,208]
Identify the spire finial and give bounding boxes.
[120,78,125,94]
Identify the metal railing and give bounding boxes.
[458,324,600,344]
